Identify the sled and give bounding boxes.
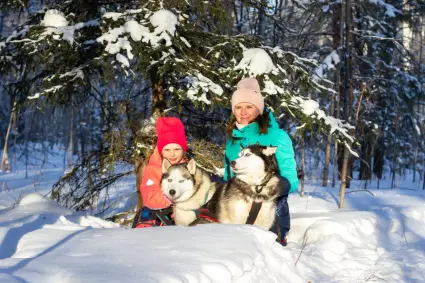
[132,207,174,228]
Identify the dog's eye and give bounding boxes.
[245,153,251,156]
[179,180,184,183]
[168,178,172,182]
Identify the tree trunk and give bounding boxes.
[332,141,338,187]
[339,146,350,208]
[374,108,386,183]
[391,160,396,189]
[413,148,418,183]
[12,107,18,171]
[415,17,423,184]
[135,70,166,209]
[135,158,146,210]
[300,132,305,197]
[233,1,242,33]
[257,0,267,37]
[323,6,341,187]
[1,100,16,172]
[273,0,282,45]
[79,118,86,161]
[99,87,110,173]
[339,0,352,208]
[357,87,371,180]
[332,2,344,188]
[151,69,166,117]
[359,139,372,180]
[67,107,74,170]
[323,93,335,187]
[423,159,425,190]
[24,110,36,179]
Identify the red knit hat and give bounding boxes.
[156,117,187,153]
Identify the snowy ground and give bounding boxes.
[1,150,425,282]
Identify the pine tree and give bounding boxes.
[1,0,354,210]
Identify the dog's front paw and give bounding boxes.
[189,218,216,226]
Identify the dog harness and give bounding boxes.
[196,208,220,223]
[245,174,275,225]
[245,201,263,225]
[194,174,275,225]
[193,190,220,223]
[245,184,267,225]
[195,185,267,225]
[196,201,263,224]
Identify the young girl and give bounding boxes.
[223,77,298,245]
[134,117,187,227]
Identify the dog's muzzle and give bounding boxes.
[255,186,263,194]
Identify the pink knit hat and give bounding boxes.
[231,77,264,114]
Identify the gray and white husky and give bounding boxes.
[192,144,283,230]
[161,159,216,226]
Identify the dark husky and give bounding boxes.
[191,144,283,230]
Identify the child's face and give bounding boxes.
[161,143,184,164]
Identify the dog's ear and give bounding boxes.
[162,159,172,173]
[186,159,197,175]
[262,146,278,156]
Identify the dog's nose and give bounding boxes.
[169,189,176,196]
[230,161,236,167]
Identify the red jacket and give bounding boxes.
[139,147,172,209]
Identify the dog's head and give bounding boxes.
[230,144,279,178]
[160,159,197,203]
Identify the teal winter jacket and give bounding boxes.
[223,110,299,193]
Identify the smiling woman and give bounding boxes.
[224,77,298,246]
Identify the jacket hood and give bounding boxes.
[147,147,163,167]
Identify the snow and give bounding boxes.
[0,192,300,283]
[150,9,178,46]
[28,85,63,100]
[99,9,178,48]
[288,96,356,146]
[116,53,130,67]
[262,77,285,95]
[42,10,68,27]
[58,67,85,81]
[1,149,425,282]
[369,0,401,18]
[180,36,191,48]
[39,10,99,46]
[97,9,179,68]
[185,73,224,104]
[313,50,340,82]
[124,20,147,42]
[236,48,277,77]
[322,5,330,13]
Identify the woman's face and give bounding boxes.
[234,102,260,125]
[161,143,184,164]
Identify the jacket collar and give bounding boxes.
[231,109,278,138]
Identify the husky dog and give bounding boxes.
[160,159,216,226]
[192,144,282,230]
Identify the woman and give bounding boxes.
[135,117,187,227]
[223,77,298,246]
